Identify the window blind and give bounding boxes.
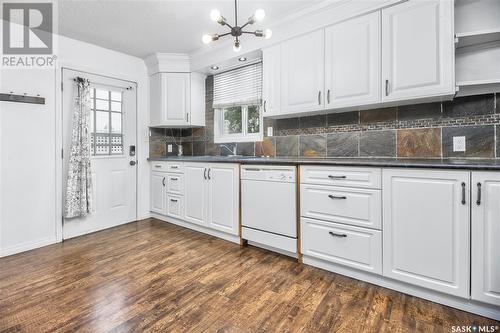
[213,62,262,108]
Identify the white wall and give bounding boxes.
[0,33,150,257]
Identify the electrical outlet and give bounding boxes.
[167,144,173,153]
[453,136,466,152]
[267,126,273,137]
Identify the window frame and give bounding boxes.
[214,104,263,144]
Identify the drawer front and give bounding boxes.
[166,194,183,220]
[166,174,184,195]
[150,162,184,173]
[301,184,382,229]
[300,166,381,189]
[301,218,382,274]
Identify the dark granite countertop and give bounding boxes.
[147,156,500,170]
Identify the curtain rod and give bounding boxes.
[73,76,133,91]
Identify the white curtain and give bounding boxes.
[64,78,93,218]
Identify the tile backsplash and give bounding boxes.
[150,76,500,159]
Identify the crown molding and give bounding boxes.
[144,53,191,76]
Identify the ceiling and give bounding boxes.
[58,0,315,59]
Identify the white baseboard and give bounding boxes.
[151,213,240,244]
[303,256,500,321]
[0,236,59,258]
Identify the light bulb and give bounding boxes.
[210,9,221,22]
[254,9,265,21]
[202,34,212,44]
[264,28,272,39]
[233,42,241,52]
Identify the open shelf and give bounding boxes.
[456,29,500,49]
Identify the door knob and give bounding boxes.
[129,160,137,166]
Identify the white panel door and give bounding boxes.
[207,164,239,235]
[62,69,137,239]
[381,0,454,101]
[472,172,500,306]
[150,172,166,214]
[162,72,190,126]
[184,163,208,226]
[325,11,381,108]
[262,44,281,116]
[281,30,325,114]
[382,169,470,298]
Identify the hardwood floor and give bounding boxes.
[1,219,498,333]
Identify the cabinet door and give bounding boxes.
[184,163,208,226]
[382,169,470,298]
[262,44,281,116]
[150,172,166,214]
[381,0,454,101]
[472,172,500,306]
[162,73,190,126]
[190,73,206,126]
[207,163,239,235]
[281,30,325,114]
[325,12,381,108]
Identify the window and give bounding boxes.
[89,88,123,156]
[213,62,263,143]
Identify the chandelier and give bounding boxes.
[202,0,272,52]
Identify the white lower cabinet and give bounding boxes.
[150,172,167,214]
[471,172,500,306]
[301,218,382,274]
[184,163,208,226]
[382,169,470,298]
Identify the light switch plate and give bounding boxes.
[167,144,173,153]
[267,126,273,137]
[453,136,466,152]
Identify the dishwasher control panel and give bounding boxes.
[241,165,296,183]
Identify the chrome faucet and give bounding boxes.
[220,144,236,156]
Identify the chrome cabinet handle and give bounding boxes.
[155,165,162,168]
[263,100,267,113]
[170,165,178,169]
[171,177,178,181]
[186,113,189,122]
[204,168,207,180]
[461,182,466,205]
[162,177,165,187]
[329,231,347,238]
[327,89,330,104]
[208,168,211,180]
[328,194,347,200]
[328,175,346,179]
[385,79,389,96]
[318,91,322,105]
[476,182,482,206]
[170,198,178,202]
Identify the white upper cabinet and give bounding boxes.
[471,172,500,306]
[325,11,381,108]
[382,169,470,298]
[381,0,454,101]
[262,44,281,116]
[281,29,325,114]
[150,72,205,127]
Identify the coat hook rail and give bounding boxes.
[0,92,45,105]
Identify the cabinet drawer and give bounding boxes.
[300,166,381,189]
[150,162,184,173]
[301,184,381,230]
[166,194,183,220]
[166,174,184,195]
[301,218,382,274]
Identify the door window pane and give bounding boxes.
[95,99,109,110]
[111,113,122,134]
[95,111,109,133]
[111,91,122,101]
[95,89,108,99]
[111,101,122,112]
[223,107,242,134]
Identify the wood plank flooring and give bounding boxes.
[1,218,498,332]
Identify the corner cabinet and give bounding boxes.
[281,29,325,114]
[150,72,206,127]
[381,0,455,101]
[382,169,470,298]
[471,172,500,306]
